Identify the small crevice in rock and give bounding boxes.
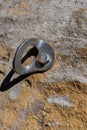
[0,70,5,75]
[25,79,32,87]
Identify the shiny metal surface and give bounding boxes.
[13,38,56,75]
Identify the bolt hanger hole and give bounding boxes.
[21,45,38,67]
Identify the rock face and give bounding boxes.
[0,0,87,130]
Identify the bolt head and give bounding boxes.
[38,54,50,65]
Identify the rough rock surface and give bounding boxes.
[0,0,87,130]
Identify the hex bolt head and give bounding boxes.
[38,54,50,65]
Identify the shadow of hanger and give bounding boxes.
[0,46,38,92]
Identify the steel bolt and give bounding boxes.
[38,54,50,65]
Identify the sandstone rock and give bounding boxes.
[0,0,87,130]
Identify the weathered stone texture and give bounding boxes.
[0,0,87,130]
